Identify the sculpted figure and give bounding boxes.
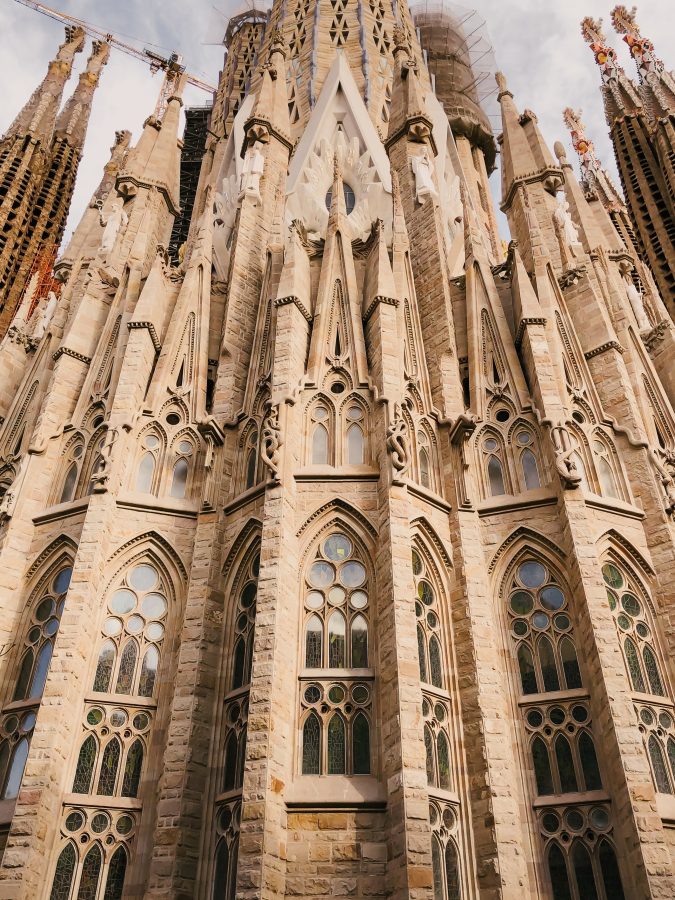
[32,290,59,341]
[98,197,128,259]
[386,403,410,474]
[551,425,582,489]
[260,403,282,481]
[553,193,581,264]
[619,262,651,330]
[241,143,265,203]
[411,151,438,205]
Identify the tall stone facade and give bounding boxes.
[0,2,673,899]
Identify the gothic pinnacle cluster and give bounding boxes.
[0,1,673,899]
[0,27,109,339]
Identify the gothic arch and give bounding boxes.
[410,516,452,569]
[25,534,78,581]
[488,526,565,577]
[595,530,655,583]
[222,519,264,579]
[104,531,188,593]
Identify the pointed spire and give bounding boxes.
[509,241,544,325]
[581,16,643,119]
[53,41,110,148]
[611,5,675,116]
[363,220,397,315]
[3,26,85,141]
[563,107,624,206]
[386,26,431,144]
[553,141,608,252]
[327,153,347,231]
[245,29,291,142]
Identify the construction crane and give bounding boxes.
[13,0,217,117]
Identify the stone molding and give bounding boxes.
[127,320,161,353]
[274,295,312,322]
[52,346,92,364]
[362,295,399,323]
[584,340,625,359]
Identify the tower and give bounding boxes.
[0,3,673,900]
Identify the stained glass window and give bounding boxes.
[518,644,537,694]
[571,843,598,900]
[13,650,33,702]
[432,837,443,900]
[72,735,97,794]
[115,641,138,694]
[419,448,430,488]
[350,615,368,667]
[643,646,664,696]
[624,638,646,692]
[445,841,461,900]
[76,843,102,900]
[49,843,77,900]
[417,625,427,683]
[598,839,625,899]
[312,424,329,465]
[648,736,671,793]
[578,732,602,791]
[103,845,127,900]
[327,714,346,775]
[532,737,554,795]
[232,638,246,688]
[429,636,443,689]
[560,637,582,690]
[29,641,54,699]
[346,424,364,465]
[302,713,320,774]
[596,454,619,499]
[555,735,578,793]
[487,455,505,496]
[352,713,370,775]
[539,636,560,692]
[213,840,229,899]
[97,737,121,795]
[668,737,675,782]
[328,612,346,668]
[1,737,29,800]
[305,615,323,668]
[548,844,572,900]
[60,463,78,503]
[521,448,540,490]
[170,458,189,499]
[223,732,238,791]
[136,452,155,493]
[425,726,435,786]
[121,739,143,797]
[437,731,451,790]
[93,640,116,692]
[139,645,159,697]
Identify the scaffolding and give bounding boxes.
[168,106,212,263]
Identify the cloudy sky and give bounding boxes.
[1,0,672,242]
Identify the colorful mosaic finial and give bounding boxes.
[563,108,599,188]
[581,16,623,83]
[611,5,663,79]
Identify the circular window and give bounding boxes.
[617,614,631,631]
[542,812,560,833]
[427,611,438,629]
[86,708,104,726]
[2,715,18,736]
[324,534,352,561]
[328,586,346,606]
[36,598,55,622]
[540,586,565,611]
[166,413,181,426]
[640,708,654,726]
[659,712,672,729]
[516,432,531,446]
[347,406,363,421]
[141,593,167,619]
[549,707,565,725]
[178,440,193,455]
[306,591,324,610]
[330,382,345,395]
[240,583,257,608]
[313,406,329,421]
[146,622,164,641]
[28,626,41,644]
[116,815,134,835]
[553,613,570,631]
[304,685,322,704]
[442,807,455,829]
[91,813,110,834]
[251,555,260,578]
[518,561,546,589]
[418,581,434,606]
[133,713,150,731]
[65,811,85,832]
[145,435,160,450]
[571,705,588,723]
[621,593,641,616]
[510,591,534,615]
[20,712,36,733]
[565,809,584,831]
[352,684,369,704]
[484,438,498,452]
[92,416,104,429]
[108,588,136,616]
[350,590,368,609]
[325,183,356,215]
[309,561,335,588]
[434,702,446,722]
[129,564,157,592]
[589,807,609,830]
[601,564,623,589]
[636,622,649,639]
[126,615,144,634]
[572,411,585,424]
[102,617,123,637]
[429,804,438,826]
[43,617,59,637]
[495,409,510,423]
[340,561,366,588]
[53,568,73,595]
[328,685,345,703]
[110,710,127,727]
[527,709,543,728]
[512,619,529,637]
[532,612,549,630]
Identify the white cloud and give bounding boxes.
[1,0,673,245]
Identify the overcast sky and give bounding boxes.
[1,0,672,243]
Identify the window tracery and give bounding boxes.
[477,416,545,499]
[635,702,675,794]
[133,411,198,500]
[429,800,462,900]
[213,800,240,900]
[71,705,148,799]
[300,531,373,776]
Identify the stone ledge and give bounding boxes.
[477,488,558,517]
[285,775,387,809]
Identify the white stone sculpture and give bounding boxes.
[31,290,58,341]
[240,143,265,203]
[412,150,438,205]
[553,193,581,257]
[98,197,128,259]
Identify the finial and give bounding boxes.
[581,16,622,82]
[611,5,640,37]
[495,71,508,94]
[611,5,663,77]
[269,27,287,59]
[581,16,606,45]
[393,24,409,56]
[554,141,568,165]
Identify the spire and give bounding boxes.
[553,141,609,253]
[611,4,675,117]
[386,27,431,143]
[3,25,85,141]
[581,16,643,121]
[245,30,291,141]
[563,107,625,209]
[53,41,110,148]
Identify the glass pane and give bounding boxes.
[245,448,257,489]
[419,448,430,488]
[60,463,78,503]
[213,841,229,899]
[97,738,121,795]
[555,735,578,793]
[72,735,97,794]
[139,645,159,697]
[548,844,573,900]
[429,636,443,688]
[417,625,428,683]
[312,424,329,465]
[521,448,540,490]
[643,646,665,696]
[2,737,29,800]
[328,612,346,668]
[245,630,254,684]
[324,534,352,561]
[0,743,9,792]
[129,564,157,591]
[327,715,346,775]
[538,636,560,692]
[571,842,598,900]
[532,737,554,795]
[115,641,138,694]
[518,644,538,694]
[437,732,451,790]
[350,615,368,667]
[648,736,672,793]
[578,732,602,791]
[347,424,364,465]
[352,713,370,775]
[425,726,435,785]
[76,843,102,900]
[560,637,582,690]
[624,638,646,692]
[598,839,625,900]
[29,640,53,698]
[597,455,619,498]
[232,638,246,689]
[668,737,675,782]
[93,640,116,692]
[103,846,127,900]
[302,714,321,775]
[305,616,323,668]
[432,837,443,900]
[487,456,505,496]
[518,561,547,588]
[445,841,461,900]
[49,843,77,900]
[223,732,238,791]
[170,458,189,499]
[13,649,34,701]
[236,731,247,789]
[136,452,155,493]
[121,739,143,797]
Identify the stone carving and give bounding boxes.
[32,290,59,342]
[551,425,582,488]
[98,197,128,259]
[411,150,438,205]
[240,143,265,203]
[618,260,651,330]
[0,453,29,523]
[650,450,675,516]
[386,403,410,475]
[90,424,122,492]
[260,402,282,481]
[552,193,582,268]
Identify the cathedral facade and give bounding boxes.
[0,1,673,899]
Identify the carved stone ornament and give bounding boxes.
[386,402,410,475]
[551,425,582,489]
[97,196,128,260]
[552,193,582,269]
[618,260,651,330]
[0,453,29,523]
[649,450,675,516]
[90,424,122,493]
[260,402,282,482]
[411,150,438,205]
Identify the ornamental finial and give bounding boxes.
[611,5,663,78]
[581,16,622,83]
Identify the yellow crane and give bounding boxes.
[13,0,217,116]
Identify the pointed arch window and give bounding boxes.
[412,550,447,691]
[514,430,541,490]
[59,439,83,504]
[482,434,507,496]
[136,452,155,494]
[302,712,321,775]
[429,804,463,900]
[50,843,77,900]
[593,439,620,499]
[244,428,258,489]
[417,428,434,490]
